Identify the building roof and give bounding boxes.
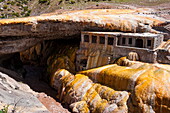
[81,31,121,36]
[121,33,161,37]
[82,31,162,38]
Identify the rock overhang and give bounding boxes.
[0,9,168,35]
[0,8,169,54]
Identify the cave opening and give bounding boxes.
[0,36,80,108]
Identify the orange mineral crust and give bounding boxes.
[80,63,170,113]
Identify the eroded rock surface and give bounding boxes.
[0,9,168,54]
[37,93,70,113]
[80,62,170,113]
[51,69,129,113]
[0,71,49,113]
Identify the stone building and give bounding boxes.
[76,31,170,71]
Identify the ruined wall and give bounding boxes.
[113,46,156,63]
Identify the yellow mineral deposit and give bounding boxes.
[80,61,170,113]
[51,69,129,113]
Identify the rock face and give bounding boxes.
[0,71,49,113]
[37,93,70,113]
[0,9,168,54]
[0,67,70,113]
[80,62,170,113]
[51,69,129,113]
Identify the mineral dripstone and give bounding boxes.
[51,69,129,113]
[80,62,170,113]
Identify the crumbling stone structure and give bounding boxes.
[76,31,170,70]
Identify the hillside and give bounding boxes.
[0,0,170,19]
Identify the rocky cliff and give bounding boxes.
[0,8,168,54]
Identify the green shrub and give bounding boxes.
[16,3,20,6]
[24,12,30,17]
[3,5,8,9]
[70,0,76,4]
[7,8,11,11]
[39,0,48,3]
[22,0,28,4]
[0,105,9,113]
[21,11,25,15]
[28,10,31,13]
[12,12,19,17]
[23,6,28,11]
[7,1,11,4]
[0,0,4,3]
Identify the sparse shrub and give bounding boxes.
[39,0,48,3]
[11,1,16,5]
[3,5,8,9]
[70,0,76,4]
[0,0,4,3]
[21,11,25,15]
[24,12,30,17]
[22,0,28,4]
[23,6,28,11]
[16,3,20,6]
[12,12,19,17]
[7,1,11,4]
[0,105,9,113]
[28,10,31,13]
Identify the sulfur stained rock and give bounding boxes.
[51,69,129,113]
[80,62,170,113]
[70,101,90,113]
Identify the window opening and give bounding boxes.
[128,38,132,44]
[108,37,114,45]
[80,59,87,67]
[99,36,105,44]
[147,40,151,46]
[122,38,126,45]
[92,36,97,43]
[135,39,143,48]
[84,35,89,42]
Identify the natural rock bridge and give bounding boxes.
[0,9,168,54]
